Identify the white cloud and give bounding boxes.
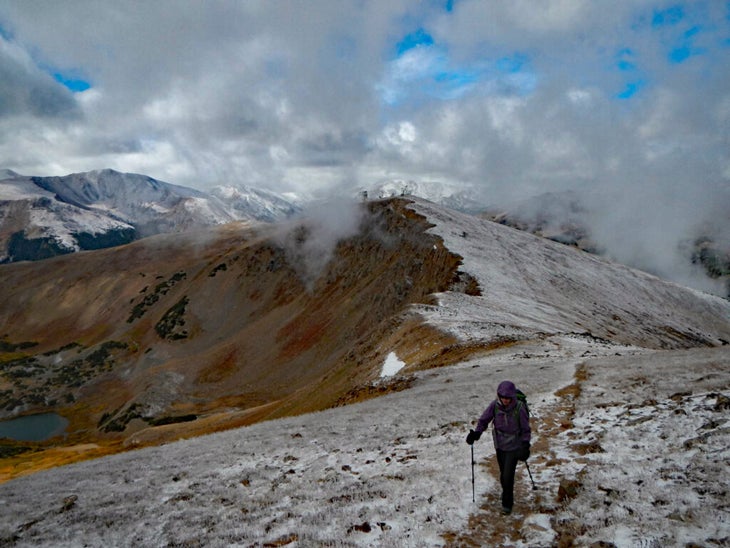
[0,1,726,274]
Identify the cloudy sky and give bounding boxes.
[0,2,729,246]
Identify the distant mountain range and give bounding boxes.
[0,169,300,263]
[2,169,727,298]
[364,179,484,213]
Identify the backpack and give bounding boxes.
[514,388,531,461]
[515,388,529,416]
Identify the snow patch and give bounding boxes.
[380,351,405,377]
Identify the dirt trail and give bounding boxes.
[443,363,587,546]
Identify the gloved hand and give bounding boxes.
[517,442,531,461]
[466,429,481,445]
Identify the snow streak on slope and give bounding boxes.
[210,185,301,222]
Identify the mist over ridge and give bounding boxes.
[1,2,728,298]
[369,178,730,298]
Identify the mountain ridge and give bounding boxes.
[366,180,730,298]
[0,197,728,487]
[0,169,300,263]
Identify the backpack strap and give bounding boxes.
[513,400,524,436]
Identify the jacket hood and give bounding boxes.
[497,380,517,399]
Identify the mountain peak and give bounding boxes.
[0,169,300,263]
[0,169,21,180]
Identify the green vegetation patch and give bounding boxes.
[98,402,146,433]
[155,296,190,341]
[0,339,39,354]
[0,442,33,459]
[147,414,197,427]
[127,271,187,323]
[209,263,227,277]
[98,405,196,433]
[0,340,130,413]
[42,342,82,357]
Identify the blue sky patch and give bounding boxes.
[53,71,92,93]
[396,28,434,56]
[652,5,685,27]
[616,48,638,71]
[0,22,13,41]
[496,53,529,74]
[431,68,478,99]
[383,24,538,106]
[668,24,706,63]
[613,47,647,99]
[617,80,646,99]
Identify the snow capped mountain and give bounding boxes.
[0,169,299,263]
[29,169,230,230]
[0,169,21,181]
[0,173,137,262]
[365,179,484,212]
[210,184,301,222]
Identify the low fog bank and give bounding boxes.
[584,174,729,297]
[481,182,730,298]
[276,195,367,290]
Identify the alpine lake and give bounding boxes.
[0,412,68,442]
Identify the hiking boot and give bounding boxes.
[501,506,512,515]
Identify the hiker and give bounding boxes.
[466,380,531,515]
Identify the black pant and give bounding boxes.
[496,448,519,509]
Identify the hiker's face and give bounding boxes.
[499,396,512,406]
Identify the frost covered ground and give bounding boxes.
[0,339,727,547]
[0,198,728,546]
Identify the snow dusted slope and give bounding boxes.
[210,185,301,222]
[409,198,730,349]
[0,340,726,546]
[30,169,236,235]
[0,175,136,262]
[0,169,20,181]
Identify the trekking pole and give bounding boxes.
[524,460,537,490]
[470,444,475,503]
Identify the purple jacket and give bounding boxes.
[475,381,531,451]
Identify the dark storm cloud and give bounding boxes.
[0,37,79,119]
